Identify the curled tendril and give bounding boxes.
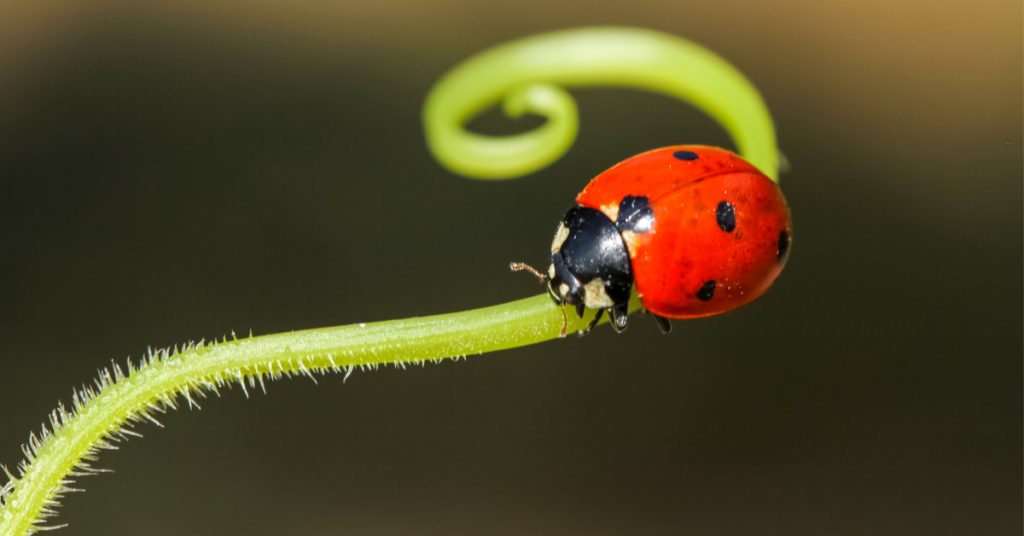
[0,26,779,535]
[424,26,780,181]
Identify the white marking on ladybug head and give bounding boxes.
[547,264,556,279]
[558,282,570,299]
[550,222,570,253]
[582,279,615,309]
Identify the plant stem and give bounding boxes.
[0,294,631,535]
[424,26,780,181]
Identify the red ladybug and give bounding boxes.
[513,145,792,335]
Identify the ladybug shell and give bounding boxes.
[576,145,792,319]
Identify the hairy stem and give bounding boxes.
[0,295,631,535]
[1,26,777,535]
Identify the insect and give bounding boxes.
[512,145,792,336]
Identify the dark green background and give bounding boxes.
[1,1,1020,534]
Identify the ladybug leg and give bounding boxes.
[651,313,672,334]
[577,309,604,336]
[608,303,629,333]
[557,303,568,338]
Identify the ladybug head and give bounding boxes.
[544,206,633,331]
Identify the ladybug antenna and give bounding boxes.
[509,261,548,283]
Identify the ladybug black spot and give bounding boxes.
[696,280,716,301]
[715,201,736,232]
[673,150,699,161]
[777,230,790,260]
[616,195,654,233]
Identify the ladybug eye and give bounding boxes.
[672,150,699,161]
[715,201,736,232]
[696,280,716,301]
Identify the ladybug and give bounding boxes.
[512,145,792,336]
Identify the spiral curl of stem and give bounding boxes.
[424,26,779,181]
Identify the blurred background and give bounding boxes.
[0,0,1020,534]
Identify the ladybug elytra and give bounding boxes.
[513,145,792,335]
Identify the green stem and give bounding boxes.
[0,26,777,535]
[0,295,595,536]
[424,26,780,181]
